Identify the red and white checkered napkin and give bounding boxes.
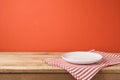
[46,51,120,80]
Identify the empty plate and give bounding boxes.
[62,51,102,64]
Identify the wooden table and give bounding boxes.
[0,52,119,80]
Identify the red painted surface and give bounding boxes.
[0,0,120,52]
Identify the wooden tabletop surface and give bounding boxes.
[0,52,119,74]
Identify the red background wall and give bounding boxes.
[0,0,120,52]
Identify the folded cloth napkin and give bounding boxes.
[46,51,120,80]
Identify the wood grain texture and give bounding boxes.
[0,52,119,74]
[0,74,75,80]
[0,52,119,80]
[92,74,120,80]
[0,74,119,80]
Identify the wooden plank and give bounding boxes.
[0,73,119,80]
[0,52,119,74]
[92,74,120,80]
[0,74,75,80]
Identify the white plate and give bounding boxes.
[62,51,102,64]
